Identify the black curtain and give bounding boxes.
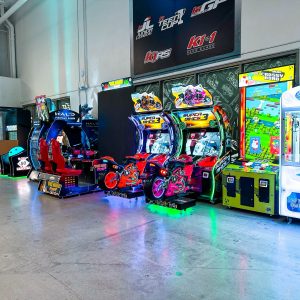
[98,86,136,163]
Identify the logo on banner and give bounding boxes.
[16,157,31,171]
[54,111,76,121]
[144,48,172,64]
[261,70,284,82]
[187,31,217,55]
[136,16,154,40]
[158,8,186,31]
[295,91,300,100]
[287,192,300,212]
[191,0,228,17]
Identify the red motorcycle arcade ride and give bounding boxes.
[144,84,232,209]
[95,92,176,199]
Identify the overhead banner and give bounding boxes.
[132,0,240,76]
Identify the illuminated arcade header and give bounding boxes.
[137,113,165,130]
[131,92,163,113]
[101,77,133,91]
[172,84,213,109]
[239,65,295,87]
[176,109,216,129]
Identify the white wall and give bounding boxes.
[86,0,131,87]
[13,0,131,112]
[0,26,10,77]
[12,0,300,108]
[0,77,22,107]
[14,0,80,108]
[241,0,300,54]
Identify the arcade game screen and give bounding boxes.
[185,131,220,157]
[245,82,290,161]
[146,132,170,154]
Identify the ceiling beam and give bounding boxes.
[0,0,28,25]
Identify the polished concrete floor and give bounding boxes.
[0,177,300,300]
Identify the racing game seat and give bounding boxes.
[169,154,194,168]
[38,138,52,172]
[50,139,82,176]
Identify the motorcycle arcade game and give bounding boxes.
[96,92,176,199]
[222,65,295,215]
[32,109,100,198]
[144,84,232,210]
[0,146,31,177]
[279,86,300,221]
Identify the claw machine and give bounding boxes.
[280,86,300,220]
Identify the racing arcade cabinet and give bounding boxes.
[34,109,100,197]
[144,84,232,209]
[222,65,295,215]
[96,91,176,198]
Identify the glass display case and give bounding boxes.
[280,86,300,219]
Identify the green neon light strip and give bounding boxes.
[170,112,183,157]
[210,166,216,201]
[148,204,193,218]
[0,175,27,181]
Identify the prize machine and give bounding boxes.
[95,92,176,198]
[0,146,31,177]
[0,107,32,177]
[144,84,232,209]
[222,65,295,215]
[279,86,300,221]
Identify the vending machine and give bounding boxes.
[280,85,300,220]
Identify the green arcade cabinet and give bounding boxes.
[222,65,295,215]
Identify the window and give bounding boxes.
[23,104,36,124]
[54,97,71,110]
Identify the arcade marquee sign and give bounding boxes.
[132,0,240,76]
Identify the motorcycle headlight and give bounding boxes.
[160,168,168,177]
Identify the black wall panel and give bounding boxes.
[98,87,136,163]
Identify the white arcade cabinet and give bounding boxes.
[280,86,300,220]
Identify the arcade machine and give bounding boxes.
[33,107,100,197]
[144,84,232,209]
[36,137,100,198]
[279,85,300,221]
[222,65,295,215]
[95,92,176,198]
[27,96,53,180]
[0,146,31,177]
[28,96,99,181]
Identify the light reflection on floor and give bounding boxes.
[1,177,300,299]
